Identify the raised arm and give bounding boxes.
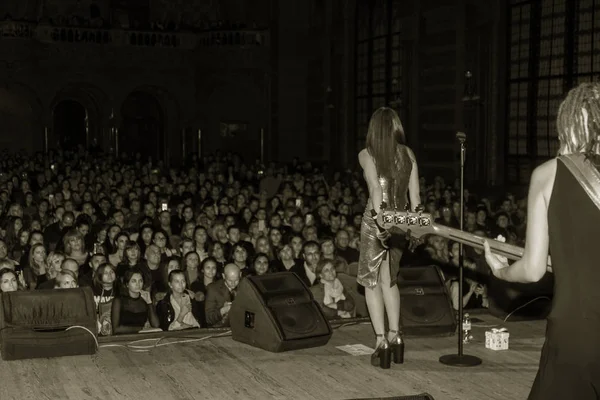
[406,147,421,211]
[359,149,383,213]
[484,159,556,283]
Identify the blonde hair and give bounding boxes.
[557,82,600,156]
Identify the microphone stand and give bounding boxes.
[439,134,482,367]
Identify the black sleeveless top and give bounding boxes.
[546,158,600,360]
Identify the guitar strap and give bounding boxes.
[559,154,600,211]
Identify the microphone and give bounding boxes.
[456,132,467,143]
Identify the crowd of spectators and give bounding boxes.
[0,146,529,336]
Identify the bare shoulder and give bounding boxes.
[530,158,557,201]
[358,148,371,167]
[531,158,557,183]
[403,145,417,162]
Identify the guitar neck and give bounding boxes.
[431,224,553,269]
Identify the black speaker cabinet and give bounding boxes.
[398,266,456,336]
[0,287,98,360]
[230,272,332,352]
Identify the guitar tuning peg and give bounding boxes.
[404,204,410,213]
[381,201,388,210]
[415,204,425,214]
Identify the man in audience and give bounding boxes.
[290,241,321,287]
[78,253,107,287]
[205,263,241,327]
[335,230,359,264]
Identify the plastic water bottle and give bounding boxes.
[462,313,472,344]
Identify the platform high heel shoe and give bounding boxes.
[388,330,404,364]
[371,334,391,369]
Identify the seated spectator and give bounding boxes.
[109,232,129,267]
[230,242,251,277]
[62,228,89,267]
[54,269,78,289]
[189,257,218,326]
[36,251,65,289]
[0,268,18,292]
[156,269,200,331]
[79,252,107,288]
[310,259,355,319]
[22,243,48,289]
[93,263,118,336]
[270,244,295,272]
[289,241,321,287]
[445,241,488,311]
[251,253,270,276]
[111,268,160,334]
[182,251,201,287]
[334,230,359,264]
[205,263,240,327]
[320,237,349,275]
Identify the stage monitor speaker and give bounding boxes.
[487,272,554,321]
[230,272,332,352]
[0,287,98,360]
[398,266,456,336]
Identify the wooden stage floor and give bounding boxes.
[0,313,546,400]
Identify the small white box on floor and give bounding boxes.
[485,328,509,351]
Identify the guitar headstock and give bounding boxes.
[376,204,436,238]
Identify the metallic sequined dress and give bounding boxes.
[357,145,412,288]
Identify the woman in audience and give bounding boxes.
[268,227,284,251]
[251,253,270,276]
[109,232,129,267]
[152,229,174,258]
[230,243,250,277]
[270,244,296,272]
[238,207,253,231]
[180,221,195,242]
[0,268,19,292]
[54,269,78,289]
[193,226,210,261]
[93,263,118,336]
[156,269,200,331]
[136,224,154,254]
[311,259,355,319]
[63,229,89,266]
[289,234,304,260]
[104,224,122,255]
[111,268,160,334]
[5,216,23,257]
[22,243,48,289]
[255,235,273,260]
[115,241,142,280]
[209,241,227,272]
[182,251,201,287]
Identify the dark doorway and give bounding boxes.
[53,100,87,150]
[120,91,164,161]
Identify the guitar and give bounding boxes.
[375,206,553,272]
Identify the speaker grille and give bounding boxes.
[401,295,452,324]
[270,303,329,340]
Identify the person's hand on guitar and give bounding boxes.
[376,228,391,247]
[483,240,510,277]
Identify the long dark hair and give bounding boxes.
[365,107,406,179]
